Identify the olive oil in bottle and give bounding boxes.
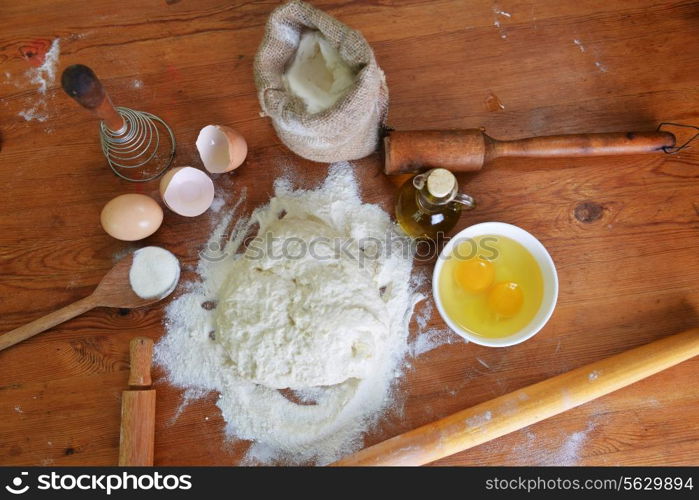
[395,168,475,240]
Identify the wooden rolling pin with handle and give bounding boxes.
[333,327,699,466]
[119,337,156,466]
[383,128,676,175]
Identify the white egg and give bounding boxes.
[196,124,248,173]
[159,166,215,217]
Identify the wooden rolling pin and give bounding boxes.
[118,337,156,466]
[383,129,676,175]
[333,327,699,466]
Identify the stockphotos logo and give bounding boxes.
[5,472,29,495]
[3,471,192,495]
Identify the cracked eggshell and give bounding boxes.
[196,124,247,173]
[159,166,215,217]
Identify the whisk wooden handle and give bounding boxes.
[383,129,676,174]
[61,64,125,132]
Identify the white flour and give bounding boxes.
[129,246,180,299]
[217,213,392,389]
[156,163,422,464]
[18,38,60,122]
[408,274,465,358]
[410,327,460,357]
[283,31,356,114]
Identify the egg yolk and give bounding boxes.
[454,258,495,293]
[488,282,524,318]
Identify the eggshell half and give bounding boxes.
[100,194,163,241]
[196,124,248,173]
[159,166,215,217]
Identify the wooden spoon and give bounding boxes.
[0,254,178,351]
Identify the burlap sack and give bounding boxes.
[254,0,389,163]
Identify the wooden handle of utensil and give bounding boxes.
[128,337,153,387]
[383,129,676,175]
[333,327,699,466]
[61,64,125,132]
[119,390,156,466]
[119,337,156,466]
[0,296,97,351]
[489,131,675,160]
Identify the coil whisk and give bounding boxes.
[62,64,176,182]
[100,107,175,182]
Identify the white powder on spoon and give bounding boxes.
[129,246,180,299]
[156,163,422,465]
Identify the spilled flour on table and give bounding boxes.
[410,327,461,357]
[492,4,511,39]
[169,388,210,425]
[209,195,226,213]
[156,163,425,465]
[406,270,465,358]
[18,38,60,122]
[543,422,596,465]
[487,411,602,465]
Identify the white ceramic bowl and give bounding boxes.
[433,222,558,347]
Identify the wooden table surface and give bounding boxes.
[1,0,698,466]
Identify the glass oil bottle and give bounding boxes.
[395,168,475,240]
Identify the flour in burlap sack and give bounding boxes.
[254,0,389,163]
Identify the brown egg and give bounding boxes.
[100,194,163,241]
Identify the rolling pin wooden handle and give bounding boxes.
[119,390,156,466]
[119,337,156,466]
[332,327,699,466]
[61,64,125,132]
[488,131,676,160]
[128,337,154,387]
[383,129,676,175]
[0,296,97,351]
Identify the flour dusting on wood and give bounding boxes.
[493,4,512,39]
[18,38,60,122]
